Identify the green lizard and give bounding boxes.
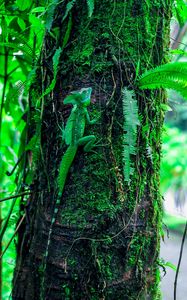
[41,87,96,298]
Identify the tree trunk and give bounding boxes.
[12,1,173,299]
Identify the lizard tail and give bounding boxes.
[40,145,78,298]
[57,145,78,194]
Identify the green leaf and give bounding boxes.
[29,14,45,37]
[174,0,187,26]
[16,0,31,11]
[31,6,45,13]
[53,47,62,70]
[86,0,94,17]
[62,14,72,49]
[17,18,26,31]
[170,49,187,56]
[164,261,177,271]
[62,0,76,22]
[40,47,62,98]
[161,104,172,112]
[1,16,8,42]
[45,0,59,31]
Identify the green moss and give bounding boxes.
[62,284,71,298]
[32,0,172,299]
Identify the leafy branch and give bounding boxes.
[138,62,187,99]
[63,0,95,21]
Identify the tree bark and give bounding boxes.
[13,1,173,299]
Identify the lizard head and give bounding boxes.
[64,87,92,107]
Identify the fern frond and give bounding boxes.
[62,0,94,21]
[122,88,140,183]
[62,14,73,49]
[138,62,187,99]
[40,47,62,98]
[62,0,77,22]
[0,42,33,62]
[6,80,25,105]
[174,0,187,26]
[86,0,94,17]
[26,113,41,167]
[45,0,59,31]
[8,29,39,60]
[9,212,19,227]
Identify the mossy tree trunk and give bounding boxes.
[13,1,173,299]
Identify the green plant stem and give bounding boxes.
[174,221,187,300]
[0,45,9,300]
[0,214,25,260]
[0,191,32,203]
[0,48,8,137]
[0,207,2,300]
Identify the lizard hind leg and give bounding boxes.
[78,135,96,152]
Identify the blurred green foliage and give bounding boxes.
[0,1,45,298]
[163,213,187,233]
[0,0,187,299]
[161,126,187,194]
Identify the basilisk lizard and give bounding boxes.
[41,87,96,298]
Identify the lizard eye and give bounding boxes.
[64,87,92,106]
[82,99,90,106]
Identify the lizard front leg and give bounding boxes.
[85,109,100,125]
